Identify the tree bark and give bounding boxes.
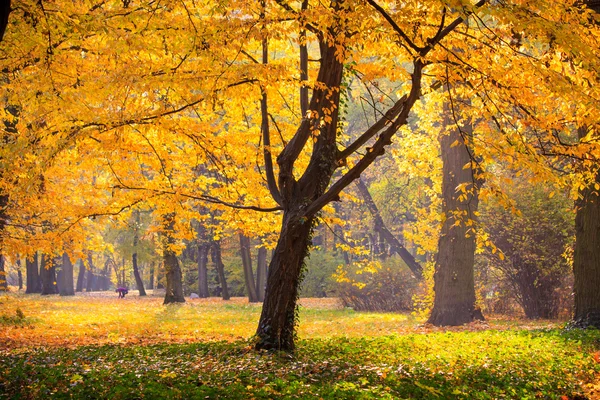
[76,259,86,292]
[40,255,58,295]
[0,254,7,291]
[26,253,41,293]
[131,211,147,296]
[86,253,95,292]
[572,170,600,327]
[255,18,346,350]
[256,246,267,302]
[162,213,185,304]
[570,0,600,329]
[211,240,230,300]
[256,209,315,350]
[59,253,75,296]
[355,177,423,279]
[148,261,155,290]
[197,243,210,298]
[17,259,23,290]
[428,120,484,326]
[240,234,259,302]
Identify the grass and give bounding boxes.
[0,291,599,399]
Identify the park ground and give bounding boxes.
[1,291,600,399]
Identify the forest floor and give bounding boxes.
[1,291,599,399]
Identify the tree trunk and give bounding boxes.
[161,213,185,304]
[59,253,75,296]
[211,240,230,300]
[156,262,165,289]
[256,246,267,302]
[355,177,423,279]
[132,209,147,296]
[0,254,7,291]
[240,234,259,302]
[255,209,315,351]
[86,253,95,292]
[26,253,41,293]
[255,25,345,351]
[572,169,600,327]
[132,252,146,296]
[40,255,58,295]
[76,259,86,292]
[428,121,484,326]
[101,258,110,291]
[148,261,155,290]
[197,243,209,298]
[17,259,23,290]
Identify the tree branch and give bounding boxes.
[337,94,407,162]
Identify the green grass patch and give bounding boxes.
[1,328,599,399]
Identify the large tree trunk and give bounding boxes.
[75,259,86,292]
[26,253,41,293]
[571,2,600,328]
[240,234,259,302]
[59,253,75,296]
[162,213,185,304]
[572,170,600,327]
[256,209,315,350]
[355,177,423,279]
[197,243,210,298]
[256,246,267,302]
[255,21,345,350]
[40,255,58,295]
[211,240,230,300]
[428,121,484,326]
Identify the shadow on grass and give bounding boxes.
[1,328,599,399]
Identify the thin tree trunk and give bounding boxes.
[26,253,41,293]
[428,119,483,326]
[0,254,7,291]
[75,259,86,292]
[17,259,22,290]
[256,246,267,302]
[197,243,209,298]
[40,255,58,295]
[101,258,110,291]
[240,234,259,302]
[161,213,185,304]
[132,252,146,296]
[86,253,95,292]
[355,177,423,279]
[148,261,155,290]
[211,240,230,300]
[59,252,75,296]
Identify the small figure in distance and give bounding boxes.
[215,285,222,298]
[116,287,129,298]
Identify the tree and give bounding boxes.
[25,253,41,293]
[570,0,600,329]
[59,253,75,296]
[40,255,58,295]
[161,213,185,304]
[427,114,484,326]
[355,177,423,279]
[131,210,147,296]
[479,179,573,319]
